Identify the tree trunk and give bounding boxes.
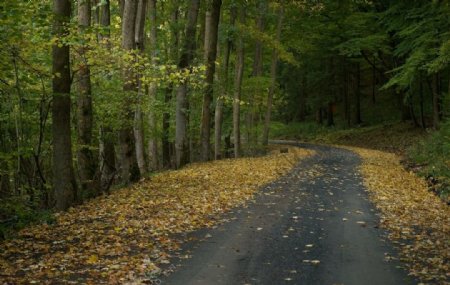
[247,0,266,146]
[175,0,200,168]
[146,0,160,171]
[97,0,116,191]
[133,0,148,176]
[119,0,138,184]
[431,73,440,129]
[162,7,179,168]
[77,0,96,196]
[200,0,221,161]
[419,75,426,129]
[354,62,362,125]
[233,6,245,158]
[214,7,236,160]
[262,5,283,146]
[52,0,77,211]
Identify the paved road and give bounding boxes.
[162,144,416,285]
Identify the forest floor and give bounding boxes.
[0,146,312,284]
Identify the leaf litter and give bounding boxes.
[0,146,313,284]
[349,147,449,284]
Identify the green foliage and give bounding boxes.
[408,120,450,200]
[0,197,55,240]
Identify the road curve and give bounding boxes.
[161,144,416,285]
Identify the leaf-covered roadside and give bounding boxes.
[350,147,449,284]
[0,147,313,284]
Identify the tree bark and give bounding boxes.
[77,0,96,195]
[233,6,245,158]
[52,0,77,211]
[431,73,440,129]
[354,62,362,125]
[97,0,116,191]
[119,0,138,184]
[214,7,236,160]
[200,0,222,161]
[133,0,148,176]
[175,0,200,168]
[162,7,179,168]
[147,0,159,171]
[262,5,283,146]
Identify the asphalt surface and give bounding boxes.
[161,143,416,285]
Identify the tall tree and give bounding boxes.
[175,0,200,168]
[162,5,179,168]
[98,0,116,192]
[77,0,95,195]
[233,5,245,158]
[200,0,222,161]
[119,0,138,184]
[262,5,284,146]
[52,0,77,210]
[133,0,148,176]
[147,0,159,170]
[214,6,236,160]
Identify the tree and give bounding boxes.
[77,0,96,195]
[233,5,245,158]
[214,6,236,160]
[262,5,283,146]
[133,0,148,175]
[200,0,222,161]
[175,0,200,168]
[52,0,77,210]
[147,0,159,170]
[119,0,138,184]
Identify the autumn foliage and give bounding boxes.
[0,147,312,284]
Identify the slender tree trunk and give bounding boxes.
[98,0,116,191]
[343,61,351,127]
[133,0,148,176]
[52,0,77,211]
[233,6,245,158]
[162,7,179,168]
[146,0,159,171]
[354,62,362,125]
[119,0,138,184]
[214,7,236,160]
[419,75,426,129]
[431,73,440,129]
[77,0,95,195]
[200,0,221,161]
[247,0,266,145]
[175,0,200,168]
[262,6,283,146]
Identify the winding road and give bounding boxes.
[162,144,416,285]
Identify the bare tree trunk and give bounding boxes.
[77,0,96,195]
[52,0,77,211]
[214,7,236,160]
[262,5,283,146]
[175,0,200,168]
[162,7,179,168]
[354,62,362,125]
[233,6,245,158]
[147,0,159,171]
[431,73,440,129]
[133,0,148,176]
[119,0,138,184]
[200,0,221,161]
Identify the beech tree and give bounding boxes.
[52,0,77,210]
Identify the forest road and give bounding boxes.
[161,143,416,285]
